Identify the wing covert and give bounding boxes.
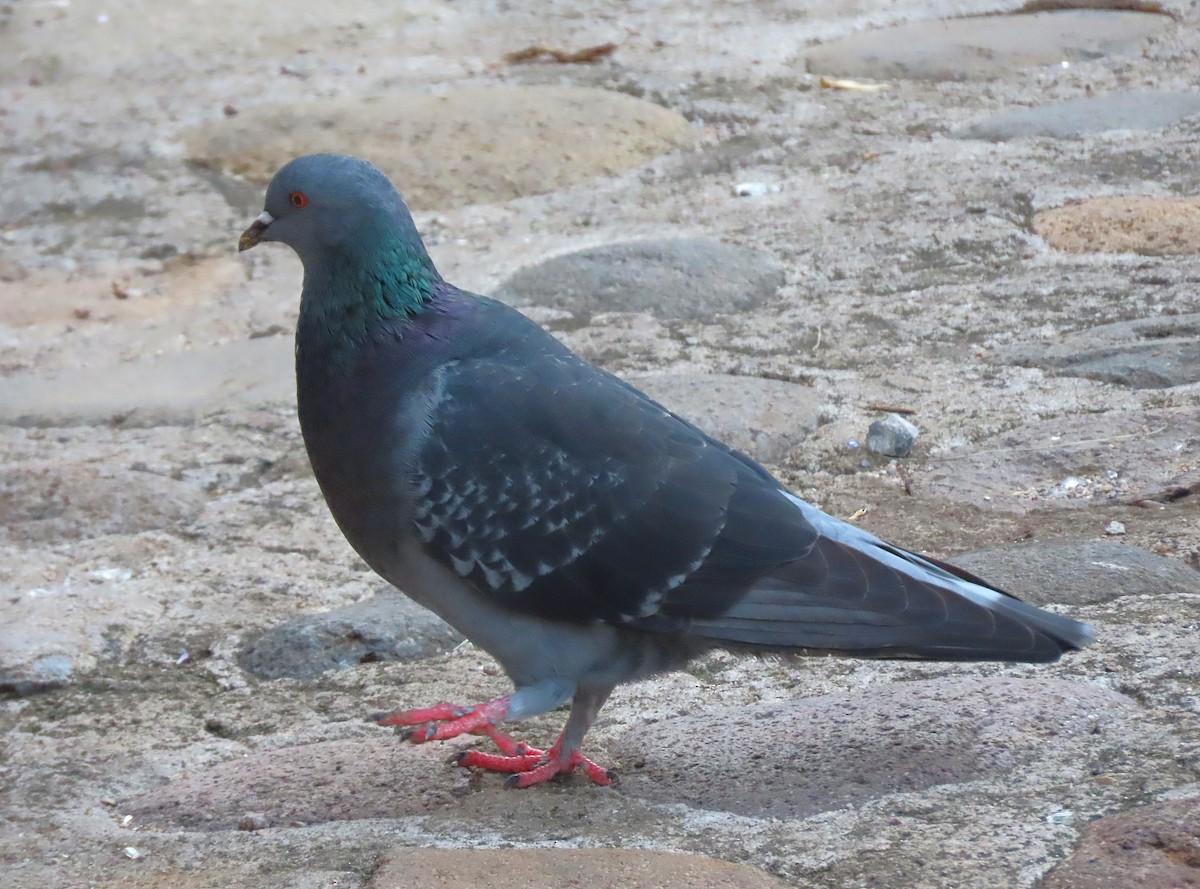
[407,346,813,625]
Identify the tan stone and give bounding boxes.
[1034,196,1200,255]
[1042,797,1200,889]
[0,257,245,328]
[183,87,692,210]
[370,848,789,889]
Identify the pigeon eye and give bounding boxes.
[290,191,309,209]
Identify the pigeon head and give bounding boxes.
[238,154,433,273]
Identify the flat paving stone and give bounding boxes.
[1042,796,1200,889]
[804,11,1171,82]
[0,336,294,426]
[239,586,462,680]
[496,238,785,322]
[87,867,364,889]
[122,736,473,830]
[184,87,691,211]
[953,540,1200,608]
[631,372,820,465]
[921,408,1199,510]
[0,460,207,543]
[1000,313,1200,388]
[956,91,1200,141]
[371,848,789,889]
[614,677,1134,818]
[1034,196,1200,256]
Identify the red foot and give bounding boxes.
[371,698,616,788]
[370,696,510,743]
[457,738,616,788]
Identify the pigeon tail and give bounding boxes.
[683,493,1094,663]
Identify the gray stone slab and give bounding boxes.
[0,336,294,426]
[1,460,207,542]
[121,736,473,830]
[239,586,463,680]
[630,372,820,465]
[804,11,1171,82]
[956,92,1200,141]
[920,408,1198,511]
[614,677,1135,818]
[495,239,785,322]
[953,540,1200,608]
[999,313,1200,388]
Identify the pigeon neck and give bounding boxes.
[298,233,441,337]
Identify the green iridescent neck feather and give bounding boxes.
[297,232,442,369]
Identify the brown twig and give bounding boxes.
[865,403,917,415]
[504,42,618,64]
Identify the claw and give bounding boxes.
[399,725,437,743]
[503,773,527,790]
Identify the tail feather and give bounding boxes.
[685,494,1094,663]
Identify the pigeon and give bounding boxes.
[239,153,1094,789]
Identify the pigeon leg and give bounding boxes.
[456,689,616,788]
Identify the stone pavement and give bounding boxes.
[2,2,1199,887]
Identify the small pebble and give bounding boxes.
[237,812,269,831]
[734,182,770,197]
[1105,520,1126,536]
[123,847,142,860]
[1045,810,1074,825]
[866,413,919,458]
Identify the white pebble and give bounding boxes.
[1105,521,1126,536]
[89,567,133,582]
[734,182,770,197]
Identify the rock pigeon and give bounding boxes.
[239,154,1094,789]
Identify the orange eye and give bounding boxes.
[290,191,308,209]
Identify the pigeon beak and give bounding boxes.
[238,211,274,252]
